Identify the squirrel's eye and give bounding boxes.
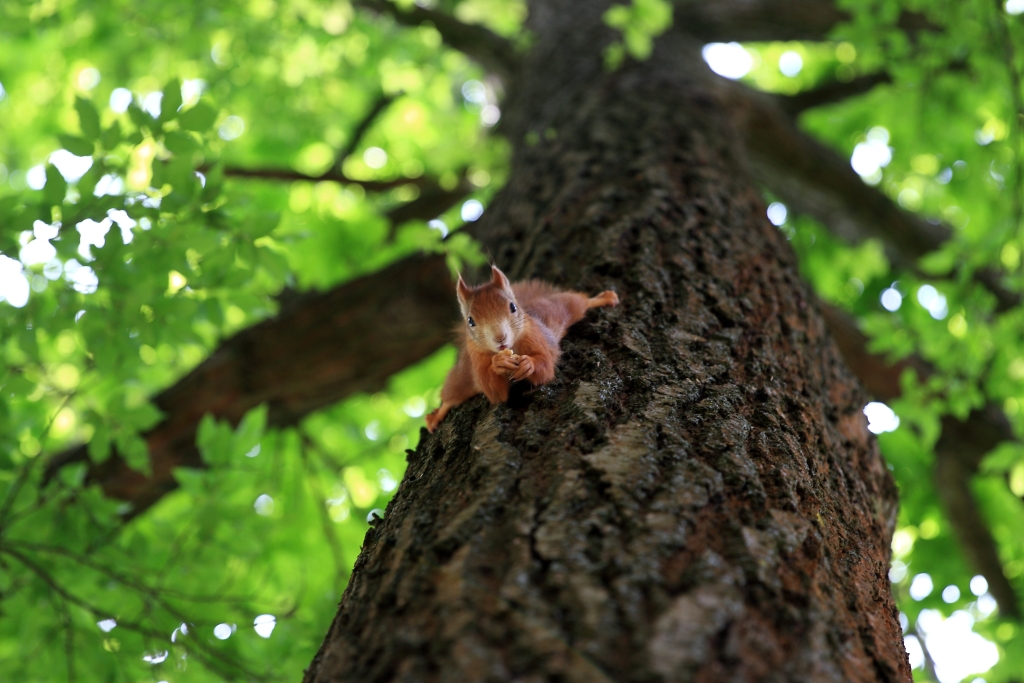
[510,302,517,314]
[468,316,476,327]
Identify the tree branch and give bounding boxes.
[385,177,474,240]
[725,82,1020,311]
[354,0,518,80]
[1,546,265,680]
[673,0,848,42]
[673,0,935,43]
[778,56,968,118]
[777,72,892,117]
[218,165,427,192]
[39,230,1022,619]
[819,302,1021,619]
[43,253,458,517]
[335,90,403,173]
[213,90,402,189]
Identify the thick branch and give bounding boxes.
[779,56,968,117]
[778,72,892,116]
[673,0,934,43]
[43,238,1022,618]
[819,302,1021,618]
[726,82,1020,310]
[44,254,457,516]
[673,0,847,42]
[354,0,518,80]
[935,407,1021,618]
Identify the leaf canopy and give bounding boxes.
[0,0,1023,680]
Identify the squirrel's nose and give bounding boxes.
[495,334,507,343]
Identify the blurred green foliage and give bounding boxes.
[602,0,672,69]
[0,0,1023,681]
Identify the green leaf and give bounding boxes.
[200,163,224,202]
[164,130,200,155]
[42,164,66,206]
[127,102,155,132]
[233,404,268,458]
[918,247,958,275]
[165,155,198,200]
[75,96,102,140]
[115,429,151,474]
[197,413,234,466]
[77,164,102,198]
[100,120,122,150]
[87,423,112,463]
[178,101,218,132]
[160,78,182,121]
[57,134,94,157]
[602,0,672,61]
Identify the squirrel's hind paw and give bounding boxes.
[588,290,620,309]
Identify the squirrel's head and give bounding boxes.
[456,265,523,353]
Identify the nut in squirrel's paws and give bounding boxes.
[491,349,520,376]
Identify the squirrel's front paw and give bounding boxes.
[510,355,535,381]
[425,410,441,433]
[491,350,520,375]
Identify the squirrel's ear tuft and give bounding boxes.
[490,265,511,290]
[456,275,472,305]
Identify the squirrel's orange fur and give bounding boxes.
[425,265,620,432]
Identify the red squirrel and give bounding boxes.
[424,265,620,433]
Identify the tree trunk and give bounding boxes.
[304,3,910,680]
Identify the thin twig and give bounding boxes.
[298,439,348,590]
[353,0,518,80]
[991,0,1024,264]
[1,546,268,681]
[335,90,404,173]
[58,595,76,683]
[906,624,938,682]
[385,175,475,241]
[5,539,252,606]
[0,395,72,529]
[218,165,428,191]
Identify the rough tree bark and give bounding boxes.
[303,2,910,680]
